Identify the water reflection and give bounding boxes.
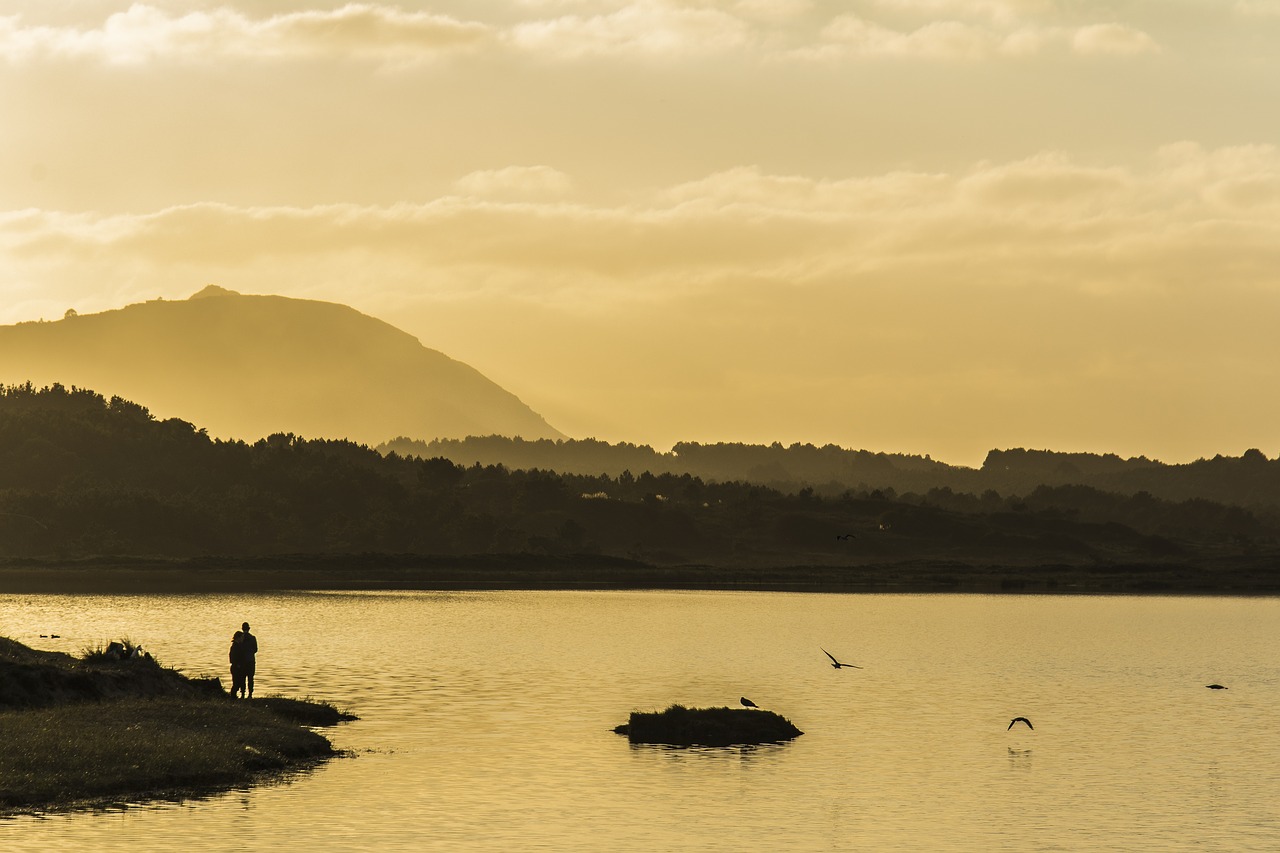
[0,761,330,823]
[625,741,797,765]
[3,591,1280,852]
[1006,747,1033,770]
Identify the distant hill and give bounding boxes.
[0,286,562,445]
[380,437,1280,511]
[2,384,1276,588]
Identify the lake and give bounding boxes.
[2,590,1278,851]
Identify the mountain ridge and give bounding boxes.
[0,287,562,445]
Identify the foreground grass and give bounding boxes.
[0,637,354,812]
[0,697,337,810]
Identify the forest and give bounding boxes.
[2,384,1278,588]
[381,436,1280,509]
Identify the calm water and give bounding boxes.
[2,590,1278,851]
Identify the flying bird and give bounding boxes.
[1206,684,1228,690]
[740,697,758,709]
[835,533,857,541]
[1008,717,1034,731]
[821,648,863,669]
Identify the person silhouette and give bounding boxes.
[228,631,248,698]
[240,622,258,699]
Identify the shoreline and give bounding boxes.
[0,745,337,819]
[0,638,355,815]
[0,552,1277,596]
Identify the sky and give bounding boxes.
[2,0,1280,467]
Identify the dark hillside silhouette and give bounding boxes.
[0,286,561,445]
[380,436,1280,512]
[2,384,1278,593]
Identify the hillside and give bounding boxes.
[2,384,1278,594]
[381,437,1280,511]
[0,286,561,445]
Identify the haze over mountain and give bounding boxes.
[0,286,562,445]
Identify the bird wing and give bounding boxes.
[823,648,863,668]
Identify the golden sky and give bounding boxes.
[3,1,1280,466]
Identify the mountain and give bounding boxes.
[0,286,562,444]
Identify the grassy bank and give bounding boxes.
[0,637,353,813]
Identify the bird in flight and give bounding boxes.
[740,697,758,709]
[1206,684,1228,690]
[835,533,857,541]
[821,648,862,669]
[1008,717,1034,731]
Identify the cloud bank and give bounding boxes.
[0,2,1165,65]
[8,144,1275,296]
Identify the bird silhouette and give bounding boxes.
[1206,684,1228,690]
[821,648,863,669]
[740,697,758,709]
[1008,717,1034,730]
[835,533,857,541]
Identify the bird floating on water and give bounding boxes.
[821,648,863,669]
[1206,684,1228,690]
[1008,717,1034,731]
[740,697,758,709]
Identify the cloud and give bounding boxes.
[6,145,1280,303]
[0,2,1164,68]
[731,0,814,23]
[1234,0,1280,17]
[815,14,994,59]
[798,9,1160,60]
[505,1,753,58]
[0,4,492,66]
[956,152,1132,206]
[453,166,575,198]
[1070,23,1160,56]
[868,0,1047,25]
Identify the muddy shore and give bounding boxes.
[0,552,1277,595]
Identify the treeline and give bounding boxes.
[380,437,1280,510]
[1,383,1277,566]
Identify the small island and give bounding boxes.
[615,704,804,746]
[0,636,354,813]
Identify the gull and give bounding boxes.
[821,648,863,669]
[1008,717,1034,731]
[740,697,758,709]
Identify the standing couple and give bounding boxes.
[229,621,258,699]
